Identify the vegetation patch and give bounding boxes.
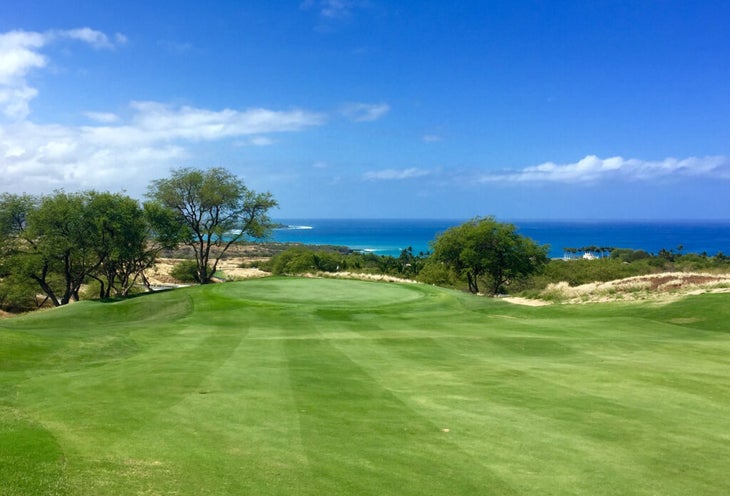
[1,278,730,495]
[539,272,730,303]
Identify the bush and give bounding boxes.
[611,248,651,263]
[170,260,210,283]
[0,276,48,312]
[268,246,429,278]
[271,248,317,274]
[416,261,455,286]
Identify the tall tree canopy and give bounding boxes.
[86,192,172,298]
[0,191,165,309]
[23,191,101,305]
[431,216,549,295]
[147,167,277,284]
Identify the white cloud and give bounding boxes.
[0,31,47,83]
[0,101,325,195]
[422,134,442,143]
[248,136,275,146]
[55,28,126,49]
[0,26,329,196]
[81,101,324,146]
[341,102,389,122]
[478,155,730,183]
[0,28,125,119]
[158,40,194,55]
[320,0,355,19]
[363,167,430,180]
[301,0,363,20]
[0,31,47,119]
[234,136,276,147]
[0,118,189,194]
[84,111,120,123]
[0,85,38,120]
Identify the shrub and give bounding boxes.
[611,249,651,263]
[0,278,37,312]
[417,261,455,286]
[271,247,317,274]
[170,260,210,283]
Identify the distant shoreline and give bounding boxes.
[269,219,730,259]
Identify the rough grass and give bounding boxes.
[540,271,730,303]
[1,277,730,495]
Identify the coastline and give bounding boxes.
[271,219,730,258]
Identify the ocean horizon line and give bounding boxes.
[268,218,730,259]
[275,217,730,224]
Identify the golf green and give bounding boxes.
[1,277,729,495]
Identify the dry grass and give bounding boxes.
[540,272,730,304]
[147,257,730,308]
[305,270,418,284]
[144,256,268,286]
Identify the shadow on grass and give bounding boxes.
[97,286,181,303]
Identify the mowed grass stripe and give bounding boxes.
[329,329,623,494]
[1,277,730,495]
[116,332,310,494]
[309,297,730,495]
[10,333,249,493]
[284,332,514,494]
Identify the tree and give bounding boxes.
[148,167,277,284]
[1,191,167,309]
[0,193,35,267]
[86,192,166,298]
[0,194,46,310]
[0,193,34,238]
[431,217,549,295]
[23,191,114,305]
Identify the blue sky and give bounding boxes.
[1,1,729,219]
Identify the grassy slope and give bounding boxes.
[1,278,729,495]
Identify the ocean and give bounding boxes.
[268,219,730,259]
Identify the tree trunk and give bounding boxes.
[199,262,210,284]
[30,272,60,307]
[90,274,106,299]
[60,252,74,305]
[201,236,213,283]
[141,273,152,292]
[34,295,50,308]
[467,271,479,293]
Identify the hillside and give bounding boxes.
[536,271,730,304]
[2,278,730,495]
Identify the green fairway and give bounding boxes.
[1,278,729,495]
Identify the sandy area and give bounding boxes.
[144,256,418,287]
[3,252,728,317]
[144,257,267,286]
[307,271,419,284]
[501,296,552,307]
[144,261,730,306]
[539,272,730,304]
[211,258,269,281]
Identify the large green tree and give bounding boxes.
[0,194,43,310]
[86,192,173,298]
[0,191,165,308]
[147,167,277,284]
[0,193,34,269]
[22,192,98,305]
[431,216,549,295]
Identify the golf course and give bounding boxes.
[1,277,729,495]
